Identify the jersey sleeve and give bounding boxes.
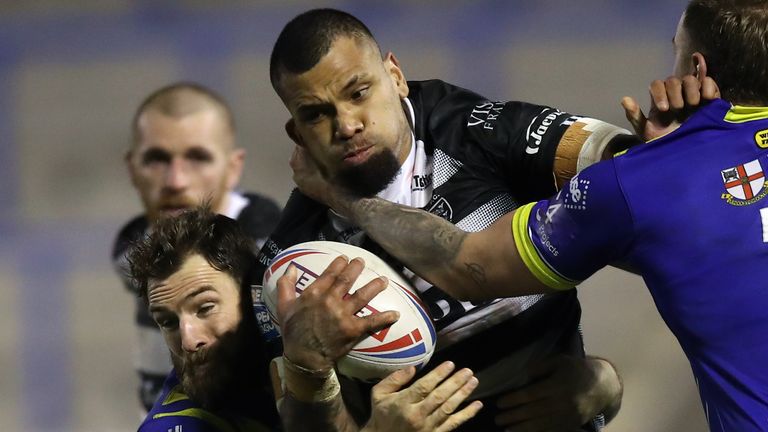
[111,215,149,294]
[410,80,631,202]
[462,101,631,202]
[511,158,634,288]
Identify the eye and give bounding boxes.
[300,109,324,124]
[351,86,370,101]
[186,148,213,163]
[154,315,178,330]
[142,149,171,166]
[198,303,216,317]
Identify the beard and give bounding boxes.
[171,314,257,410]
[335,148,401,198]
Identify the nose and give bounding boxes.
[334,105,363,140]
[180,317,209,353]
[163,158,189,191]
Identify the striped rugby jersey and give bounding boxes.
[255,79,627,431]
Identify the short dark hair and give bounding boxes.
[131,82,236,146]
[128,206,256,300]
[684,0,768,104]
[269,8,379,94]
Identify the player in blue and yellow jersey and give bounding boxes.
[128,206,485,432]
[288,1,767,430]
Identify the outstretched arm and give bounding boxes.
[332,191,553,302]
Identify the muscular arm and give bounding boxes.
[331,196,555,302]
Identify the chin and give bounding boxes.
[337,148,401,197]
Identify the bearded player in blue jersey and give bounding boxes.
[289,0,767,430]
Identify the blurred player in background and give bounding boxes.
[261,8,637,431]
[112,82,281,412]
[128,207,481,431]
[291,1,766,431]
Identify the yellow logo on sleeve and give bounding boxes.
[755,128,768,148]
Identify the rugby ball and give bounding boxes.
[262,241,436,381]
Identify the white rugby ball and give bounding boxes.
[262,241,436,381]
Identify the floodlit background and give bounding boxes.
[0,1,707,430]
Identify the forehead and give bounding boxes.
[279,36,382,107]
[134,108,232,153]
[147,254,239,307]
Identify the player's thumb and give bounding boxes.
[621,96,646,136]
[373,366,417,395]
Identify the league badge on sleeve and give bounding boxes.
[720,158,768,206]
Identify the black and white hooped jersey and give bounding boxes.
[255,80,620,430]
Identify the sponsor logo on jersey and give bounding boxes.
[426,195,453,220]
[720,158,768,206]
[525,108,571,154]
[755,128,768,148]
[467,100,506,131]
[564,176,589,210]
[251,284,280,342]
[411,173,433,191]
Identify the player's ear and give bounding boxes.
[285,119,306,147]
[226,147,246,190]
[692,52,707,80]
[384,52,409,99]
[124,149,139,187]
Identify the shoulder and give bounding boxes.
[267,189,327,240]
[407,79,486,126]
[140,375,209,431]
[407,79,485,105]
[236,192,282,241]
[253,189,327,277]
[112,214,148,261]
[139,374,271,432]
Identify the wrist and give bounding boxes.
[327,190,357,218]
[282,354,341,403]
[282,346,334,372]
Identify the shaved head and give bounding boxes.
[132,82,236,149]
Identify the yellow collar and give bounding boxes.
[724,105,768,123]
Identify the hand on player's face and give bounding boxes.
[276,255,400,370]
[362,362,483,432]
[622,74,720,142]
[493,355,621,432]
[290,145,336,205]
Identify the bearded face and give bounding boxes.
[147,254,258,410]
[171,315,255,410]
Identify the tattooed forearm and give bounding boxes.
[328,196,482,300]
[464,262,487,287]
[348,197,467,272]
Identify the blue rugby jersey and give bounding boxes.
[138,372,277,432]
[514,99,768,431]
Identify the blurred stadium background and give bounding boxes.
[0,1,707,430]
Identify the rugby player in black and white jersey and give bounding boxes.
[258,9,645,432]
[112,82,281,414]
